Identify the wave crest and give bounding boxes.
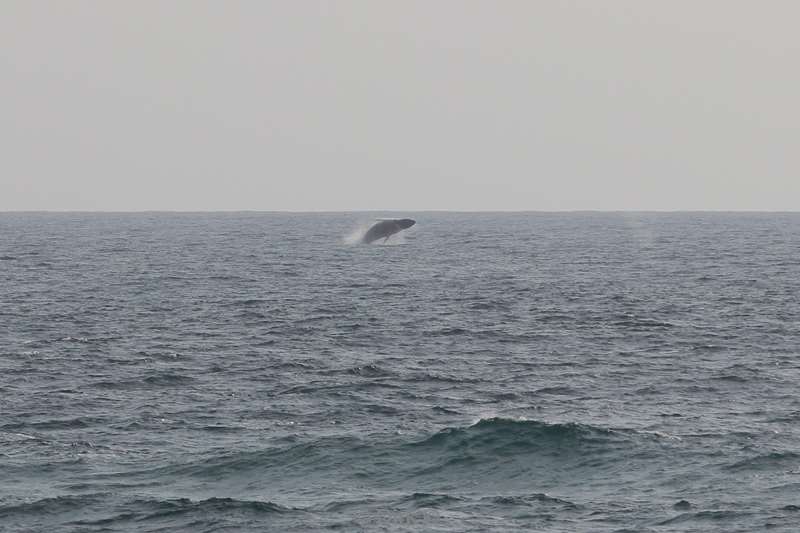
[413,417,620,453]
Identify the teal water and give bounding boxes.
[2,213,799,532]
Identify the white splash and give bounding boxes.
[342,221,411,246]
[343,223,371,245]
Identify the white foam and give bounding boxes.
[342,221,411,246]
[343,222,371,245]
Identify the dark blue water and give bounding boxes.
[2,212,800,532]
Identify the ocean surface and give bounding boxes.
[2,212,800,532]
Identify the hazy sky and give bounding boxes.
[2,1,798,211]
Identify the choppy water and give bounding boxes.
[2,212,800,532]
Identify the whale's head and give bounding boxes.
[397,219,416,229]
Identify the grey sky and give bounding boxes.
[2,1,798,211]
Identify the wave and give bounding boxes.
[404,371,481,384]
[413,417,620,449]
[61,415,679,526]
[724,451,800,472]
[277,380,402,396]
[767,411,800,423]
[93,370,196,389]
[0,494,106,518]
[657,510,752,526]
[425,327,470,336]
[533,386,579,396]
[399,492,465,509]
[402,417,676,487]
[1,416,106,431]
[712,374,752,383]
[610,317,676,329]
[129,497,294,519]
[226,298,267,307]
[485,492,580,509]
[109,417,652,491]
[343,364,394,377]
[1,495,296,530]
[313,490,579,513]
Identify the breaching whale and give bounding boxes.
[362,219,416,244]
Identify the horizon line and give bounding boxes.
[1,209,799,214]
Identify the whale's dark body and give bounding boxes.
[362,219,416,244]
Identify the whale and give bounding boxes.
[362,219,416,244]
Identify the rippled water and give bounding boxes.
[2,212,800,532]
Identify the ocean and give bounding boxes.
[1,212,799,532]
